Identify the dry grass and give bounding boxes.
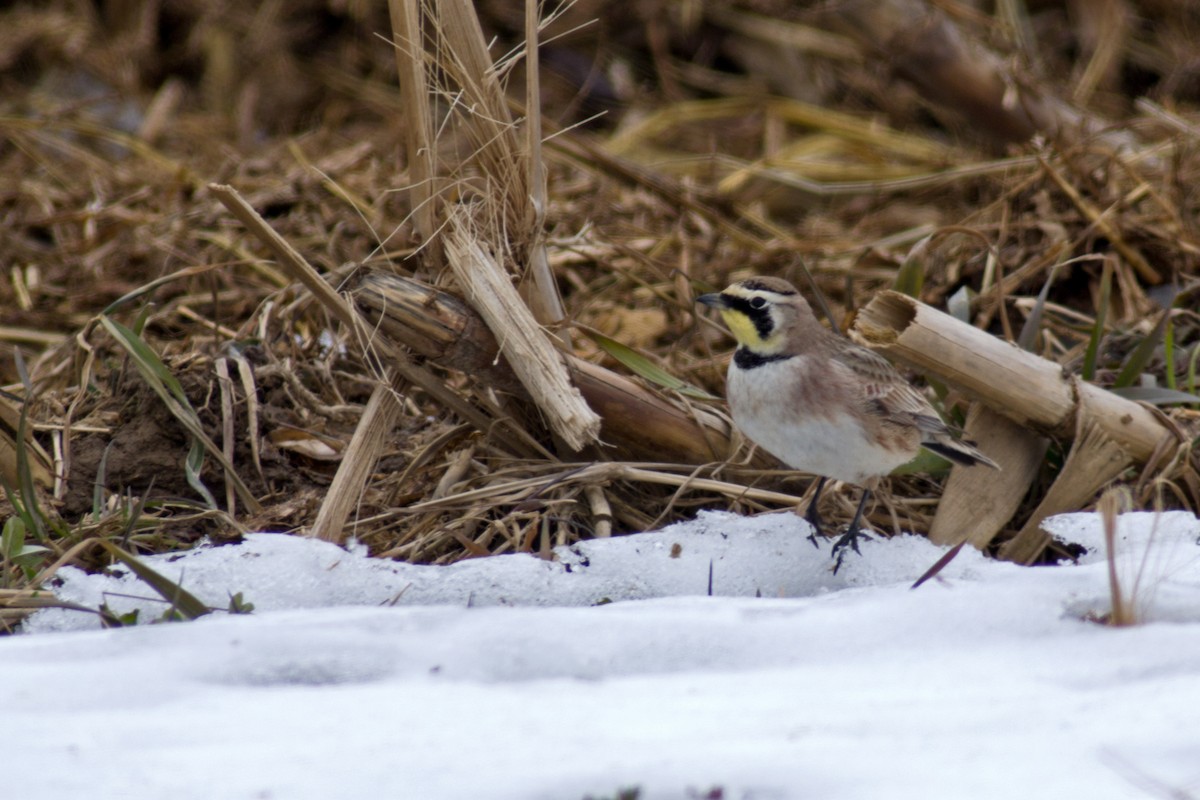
[3,0,1200,625]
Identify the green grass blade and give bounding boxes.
[1109,386,1200,405]
[1,516,24,588]
[97,540,211,620]
[185,439,217,510]
[100,315,262,513]
[1113,311,1169,389]
[1164,317,1177,391]
[1188,342,1200,397]
[583,329,718,400]
[92,441,112,522]
[12,346,30,388]
[14,396,47,541]
[0,475,35,542]
[1082,260,1113,382]
[101,316,191,407]
[118,478,153,546]
[1017,263,1060,352]
[132,304,154,338]
[892,234,930,298]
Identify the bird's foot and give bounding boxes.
[830,527,872,574]
[803,508,824,548]
[798,477,828,549]
[801,503,820,546]
[806,529,823,548]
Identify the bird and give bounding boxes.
[696,276,999,571]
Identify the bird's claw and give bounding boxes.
[830,528,871,574]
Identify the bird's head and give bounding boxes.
[696,277,808,355]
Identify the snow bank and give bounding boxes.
[5,510,1199,800]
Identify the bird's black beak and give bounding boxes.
[696,293,727,309]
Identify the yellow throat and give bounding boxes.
[719,307,786,355]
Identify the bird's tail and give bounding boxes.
[922,435,1000,470]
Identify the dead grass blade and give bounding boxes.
[444,204,601,451]
[911,541,966,590]
[520,0,567,329]
[0,394,53,493]
[207,184,356,328]
[215,357,237,515]
[1099,486,1135,626]
[403,462,807,515]
[308,374,405,543]
[1039,157,1162,285]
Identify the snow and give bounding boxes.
[5,510,1200,800]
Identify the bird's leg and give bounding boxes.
[831,488,872,573]
[803,476,827,547]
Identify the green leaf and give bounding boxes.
[0,474,35,545]
[1,516,25,560]
[1108,386,1200,405]
[12,543,51,570]
[99,604,141,628]
[892,447,953,476]
[1113,311,1169,389]
[583,329,718,400]
[97,540,211,621]
[227,592,255,614]
[3,517,49,565]
[893,234,931,298]
[1,516,25,588]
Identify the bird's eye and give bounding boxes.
[749,296,767,309]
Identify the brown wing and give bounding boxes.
[831,342,942,427]
[832,339,999,469]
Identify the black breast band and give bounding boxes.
[734,348,793,369]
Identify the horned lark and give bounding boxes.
[697,276,998,570]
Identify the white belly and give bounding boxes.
[727,359,911,484]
